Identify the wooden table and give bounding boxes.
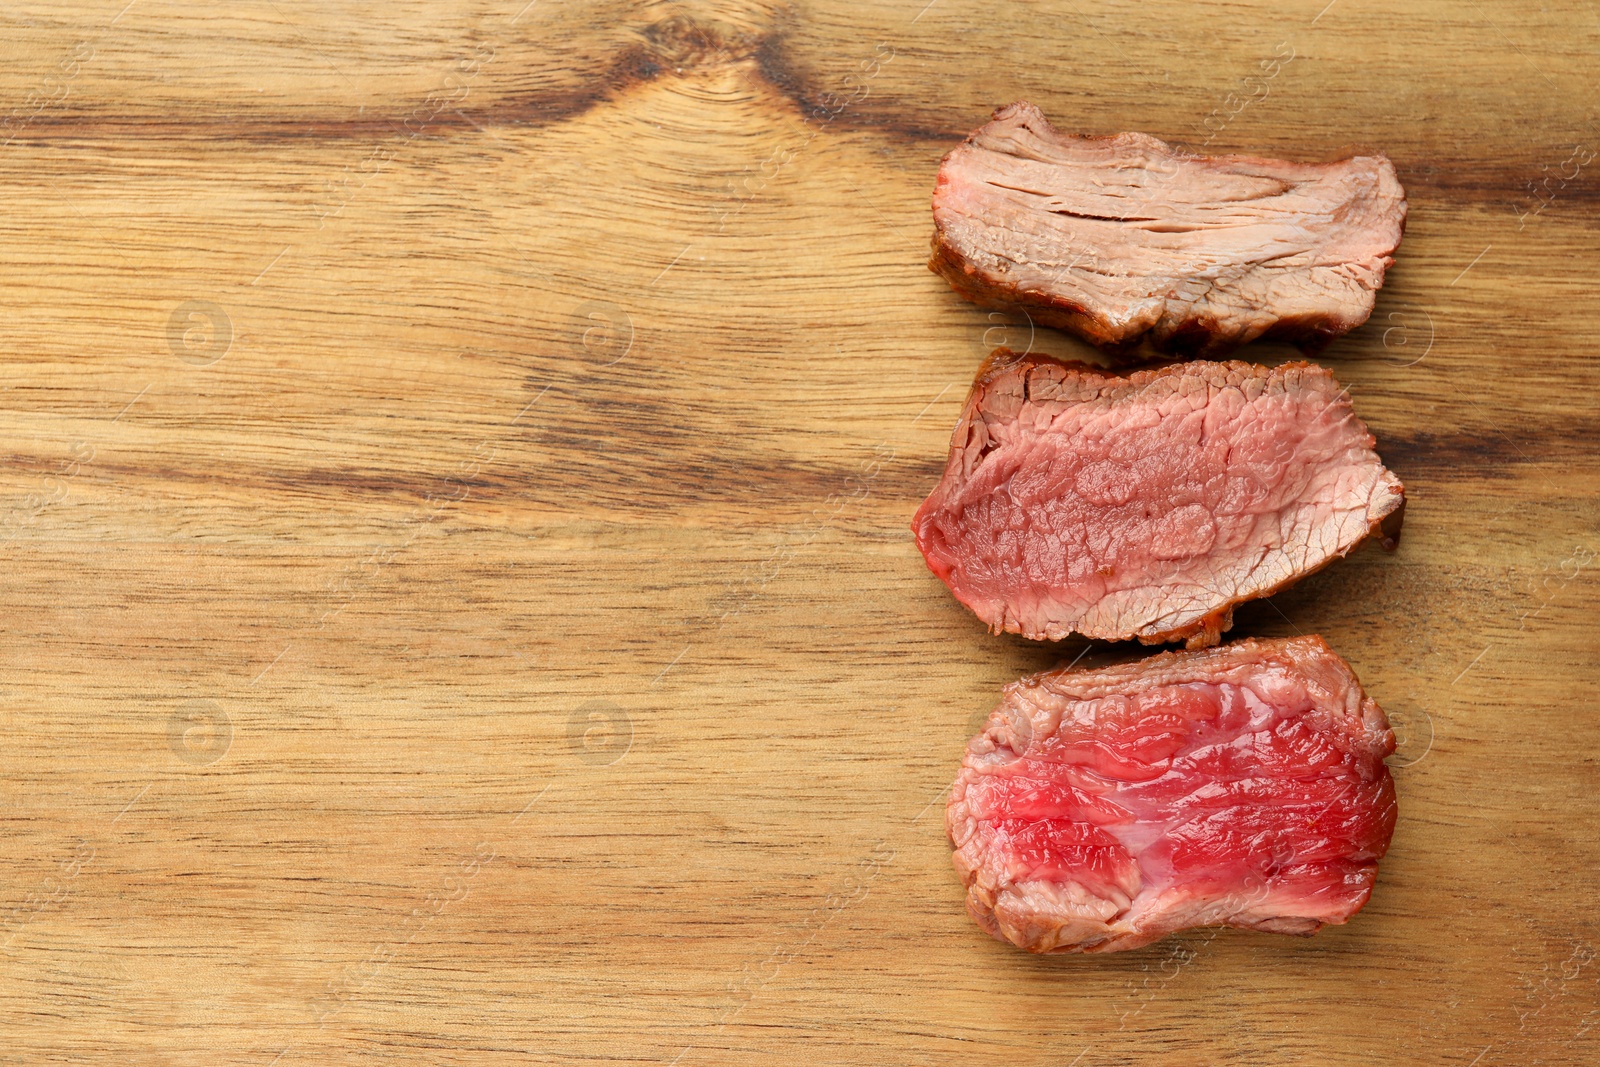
[1,1,1595,1062]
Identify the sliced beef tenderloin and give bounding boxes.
[911,350,1404,647]
[947,635,1398,953]
[929,102,1407,359]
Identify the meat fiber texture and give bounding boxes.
[947,636,1397,953]
[929,102,1407,359]
[911,350,1405,647]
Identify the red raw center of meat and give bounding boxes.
[967,682,1396,905]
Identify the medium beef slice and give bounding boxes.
[912,350,1404,646]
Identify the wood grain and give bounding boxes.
[0,1,1596,1063]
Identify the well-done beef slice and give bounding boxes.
[911,350,1404,646]
[930,102,1407,359]
[947,636,1398,953]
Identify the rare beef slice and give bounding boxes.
[947,635,1398,953]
